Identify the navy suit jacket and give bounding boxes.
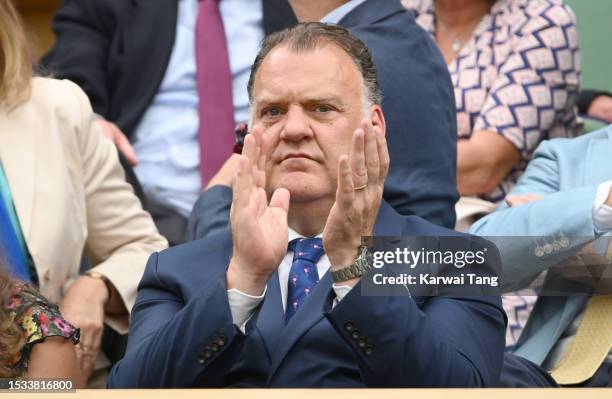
[109,201,505,388]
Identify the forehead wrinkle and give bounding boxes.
[253,70,356,111]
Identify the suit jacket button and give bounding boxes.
[211,343,220,352]
[351,330,360,340]
[358,339,367,348]
[204,350,213,359]
[197,357,206,365]
[543,243,553,254]
[217,335,227,346]
[345,321,354,332]
[364,347,373,356]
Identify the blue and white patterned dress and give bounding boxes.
[404,0,581,203]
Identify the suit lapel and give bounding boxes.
[262,0,298,35]
[254,270,285,360]
[267,271,334,380]
[116,0,177,134]
[514,295,587,365]
[338,0,404,28]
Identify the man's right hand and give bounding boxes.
[96,119,139,166]
[226,126,290,296]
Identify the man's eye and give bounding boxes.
[315,105,332,113]
[263,108,282,117]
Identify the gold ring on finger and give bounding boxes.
[354,184,367,191]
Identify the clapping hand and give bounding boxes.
[226,126,290,295]
[322,119,389,278]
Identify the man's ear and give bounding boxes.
[370,105,386,136]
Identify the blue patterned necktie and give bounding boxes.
[286,237,325,322]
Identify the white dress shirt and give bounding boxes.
[593,180,612,234]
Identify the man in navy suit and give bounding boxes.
[108,23,505,388]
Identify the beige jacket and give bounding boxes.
[0,77,167,332]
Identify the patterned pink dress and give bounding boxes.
[404,0,581,203]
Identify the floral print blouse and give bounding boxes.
[5,285,79,376]
[403,0,581,202]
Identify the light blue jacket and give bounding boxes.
[470,125,612,365]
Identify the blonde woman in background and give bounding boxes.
[0,0,167,386]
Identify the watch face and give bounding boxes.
[360,246,374,267]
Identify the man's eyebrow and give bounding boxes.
[304,97,346,107]
[254,96,346,109]
[254,97,285,106]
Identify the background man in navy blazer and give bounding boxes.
[42,0,459,244]
[108,23,504,388]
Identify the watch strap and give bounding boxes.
[331,247,373,283]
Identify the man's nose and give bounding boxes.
[280,105,312,142]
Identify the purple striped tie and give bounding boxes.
[195,0,235,185]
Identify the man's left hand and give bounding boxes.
[60,275,109,382]
[322,119,389,277]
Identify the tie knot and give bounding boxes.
[289,238,325,263]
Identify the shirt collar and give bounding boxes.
[320,0,368,24]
